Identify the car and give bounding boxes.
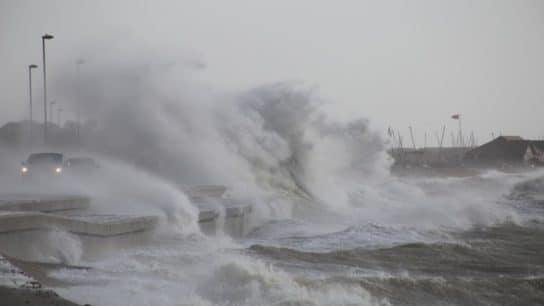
[21,152,64,178]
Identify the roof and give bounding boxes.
[500,136,524,141]
[464,136,528,161]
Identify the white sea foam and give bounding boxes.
[43,230,83,265]
[54,234,389,306]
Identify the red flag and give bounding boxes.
[451,114,460,120]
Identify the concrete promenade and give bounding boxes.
[0,191,253,236]
[0,190,254,261]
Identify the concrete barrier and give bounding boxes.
[0,228,157,262]
[0,194,89,212]
[195,198,254,237]
[0,192,254,262]
[0,211,160,261]
[0,194,255,237]
[0,212,158,236]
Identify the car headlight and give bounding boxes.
[55,167,62,173]
[21,167,28,173]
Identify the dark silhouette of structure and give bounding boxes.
[464,136,544,166]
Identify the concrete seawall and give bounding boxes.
[0,212,158,236]
[197,202,253,237]
[0,192,254,262]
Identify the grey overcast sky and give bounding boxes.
[1,0,543,144]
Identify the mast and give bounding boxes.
[424,132,427,149]
[438,126,446,163]
[409,126,416,150]
[397,130,404,164]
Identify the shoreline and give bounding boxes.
[0,255,83,306]
[0,285,82,306]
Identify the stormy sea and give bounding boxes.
[49,165,544,306]
[5,62,544,306]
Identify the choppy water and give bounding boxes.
[45,171,544,306]
[250,220,544,306]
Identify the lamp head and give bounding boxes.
[42,34,54,40]
[29,64,38,69]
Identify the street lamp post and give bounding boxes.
[75,59,85,143]
[42,33,54,144]
[28,64,38,145]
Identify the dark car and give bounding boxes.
[21,152,64,177]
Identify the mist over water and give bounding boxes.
[5,47,544,305]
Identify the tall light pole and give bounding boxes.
[42,33,54,144]
[28,64,38,145]
[75,59,85,142]
[49,101,56,123]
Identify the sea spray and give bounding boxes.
[52,58,525,233]
[56,157,200,236]
[43,229,83,265]
[53,53,388,219]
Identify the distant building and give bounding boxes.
[463,136,544,166]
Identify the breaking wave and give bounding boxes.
[55,55,528,230]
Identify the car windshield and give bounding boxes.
[27,153,63,164]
